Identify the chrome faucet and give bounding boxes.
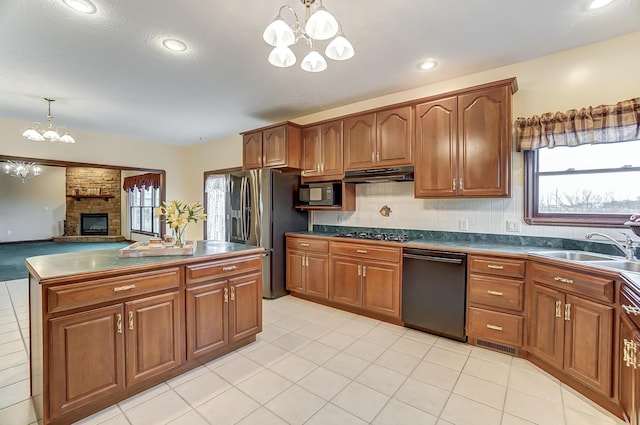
[584,232,637,261]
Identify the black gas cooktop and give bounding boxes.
[337,231,409,243]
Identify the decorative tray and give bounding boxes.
[119,240,196,257]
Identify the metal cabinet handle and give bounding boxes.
[300,243,310,247]
[363,266,367,278]
[376,152,380,162]
[452,179,456,191]
[371,152,375,162]
[222,265,237,271]
[554,276,574,284]
[487,290,504,296]
[356,249,368,254]
[231,286,235,301]
[305,256,309,267]
[623,305,640,316]
[460,178,464,190]
[487,265,504,270]
[624,338,638,369]
[116,313,122,334]
[357,265,361,276]
[224,287,228,303]
[128,311,134,330]
[114,284,136,292]
[565,303,571,321]
[486,324,503,331]
[302,256,305,267]
[555,300,562,318]
[262,155,266,164]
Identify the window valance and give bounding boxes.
[122,173,161,191]
[516,97,640,151]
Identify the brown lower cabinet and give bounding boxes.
[620,283,640,425]
[286,237,329,298]
[30,250,263,425]
[527,262,615,397]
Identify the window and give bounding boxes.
[129,185,161,235]
[205,174,227,240]
[525,140,640,226]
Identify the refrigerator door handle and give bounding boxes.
[240,177,248,241]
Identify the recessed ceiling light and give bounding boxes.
[589,0,614,9]
[417,59,438,71]
[61,0,97,14]
[162,39,188,52]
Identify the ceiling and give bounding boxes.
[1,0,639,146]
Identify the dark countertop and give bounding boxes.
[25,241,264,282]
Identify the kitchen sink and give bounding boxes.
[587,260,640,273]
[535,250,618,261]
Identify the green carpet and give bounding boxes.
[0,241,132,282]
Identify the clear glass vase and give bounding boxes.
[172,226,187,248]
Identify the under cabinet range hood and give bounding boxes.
[343,166,414,183]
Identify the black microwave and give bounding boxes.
[299,182,342,206]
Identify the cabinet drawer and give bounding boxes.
[470,256,525,278]
[48,268,180,314]
[530,262,614,303]
[287,238,329,252]
[468,274,524,312]
[620,286,640,329]
[186,255,262,284]
[467,307,523,347]
[331,241,401,262]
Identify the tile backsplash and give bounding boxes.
[312,181,635,243]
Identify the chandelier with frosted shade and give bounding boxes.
[4,161,41,184]
[263,0,354,72]
[22,98,76,143]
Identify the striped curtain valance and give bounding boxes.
[515,97,640,151]
[122,173,161,191]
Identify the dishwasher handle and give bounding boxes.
[402,253,464,264]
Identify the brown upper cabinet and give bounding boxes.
[301,120,344,181]
[344,106,413,171]
[242,122,302,170]
[414,79,516,198]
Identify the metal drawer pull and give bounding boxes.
[300,243,310,247]
[231,286,236,301]
[565,303,571,321]
[224,288,228,303]
[222,265,237,271]
[624,338,638,369]
[487,265,504,270]
[487,290,504,296]
[128,311,134,330]
[356,249,368,254]
[116,314,122,334]
[486,324,503,331]
[553,276,573,284]
[623,305,640,316]
[357,265,361,276]
[113,284,136,292]
[555,300,562,318]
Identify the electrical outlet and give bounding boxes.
[458,219,468,231]
[7,230,12,235]
[506,220,521,232]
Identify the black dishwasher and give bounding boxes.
[402,248,467,342]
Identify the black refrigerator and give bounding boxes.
[207,169,308,298]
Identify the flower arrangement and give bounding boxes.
[154,200,207,247]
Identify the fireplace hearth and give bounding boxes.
[80,213,108,236]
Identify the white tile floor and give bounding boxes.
[0,278,627,425]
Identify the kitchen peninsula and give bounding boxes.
[26,241,264,425]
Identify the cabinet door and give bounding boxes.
[457,86,510,197]
[302,125,322,177]
[306,252,329,299]
[229,272,262,342]
[329,255,362,307]
[263,125,287,168]
[286,249,306,292]
[527,283,564,369]
[344,113,376,170]
[414,96,458,197]
[362,260,400,318]
[619,315,637,424]
[376,106,413,167]
[48,304,125,420]
[564,294,613,396]
[186,280,229,360]
[243,131,263,169]
[320,120,344,178]
[125,291,182,386]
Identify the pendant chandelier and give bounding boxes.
[22,98,76,143]
[3,161,41,184]
[263,0,354,72]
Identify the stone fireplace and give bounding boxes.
[80,213,108,236]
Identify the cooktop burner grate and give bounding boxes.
[337,232,409,243]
